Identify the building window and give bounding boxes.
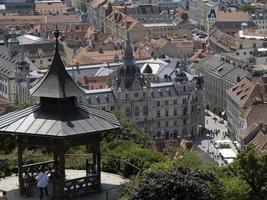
[40,60,43,64]
[126,93,128,100]
[156,101,160,107]
[165,100,169,106]
[183,86,186,92]
[157,110,160,118]
[236,52,239,56]
[157,121,160,128]
[165,109,169,117]
[126,107,131,117]
[111,106,115,111]
[135,106,139,116]
[165,121,169,127]
[183,119,186,125]
[143,105,148,116]
[102,106,106,111]
[244,52,246,55]
[174,120,177,126]
[174,108,177,116]
[183,98,187,104]
[173,99,177,105]
[173,130,178,138]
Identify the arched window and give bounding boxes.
[126,107,131,117]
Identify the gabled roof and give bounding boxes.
[30,31,85,98]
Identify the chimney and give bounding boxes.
[237,76,241,83]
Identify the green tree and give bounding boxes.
[175,150,215,170]
[80,2,87,13]
[221,177,251,200]
[102,141,166,177]
[238,4,255,12]
[129,167,223,200]
[102,110,149,149]
[229,145,267,200]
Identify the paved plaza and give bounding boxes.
[0,170,128,200]
[198,111,239,166]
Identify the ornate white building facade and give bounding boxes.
[80,36,205,139]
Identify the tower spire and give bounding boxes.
[124,32,134,67]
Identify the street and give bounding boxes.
[198,110,239,166]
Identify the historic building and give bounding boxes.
[0,28,37,104]
[80,35,205,139]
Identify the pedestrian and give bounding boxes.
[36,167,49,200]
[0,191,8,200]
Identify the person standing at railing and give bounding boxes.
[36,167,49,200]
[0,191,7,200]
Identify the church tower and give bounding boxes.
[116,33,143,91]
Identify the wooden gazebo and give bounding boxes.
[0,30,120,198]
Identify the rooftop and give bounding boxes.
[216,10,249,21]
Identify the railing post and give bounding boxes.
[106,189,108,200]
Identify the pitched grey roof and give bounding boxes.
[0,104,120,137]
[150,82,177,98]
[0,46,36,79]
[201,55,251,83]
[85,89,116,104]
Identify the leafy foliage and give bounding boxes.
[80,2,87,13]
[238,4,255,12]
[174,150,215,170]
[228,145,267,200]
[102,141,166,177]
[0,135,16,154]
[104,110,149,147]
[220,177,251,200]
[129,167,223,200]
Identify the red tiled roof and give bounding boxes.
[216,10,249,21]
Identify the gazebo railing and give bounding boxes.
[64,174,98,194]
[22,160,55,179]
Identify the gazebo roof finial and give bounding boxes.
[30,28,85,99]
[54,26,60,52]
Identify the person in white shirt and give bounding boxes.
[35,168,49,200]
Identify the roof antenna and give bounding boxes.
[54,25,60,52]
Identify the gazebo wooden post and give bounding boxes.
[52,150,59,195]
[17,136,25,195]
[58,146,66,194]
[96,139,101,187]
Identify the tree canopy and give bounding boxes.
[129,167,223,200]
[238,4,255,12]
